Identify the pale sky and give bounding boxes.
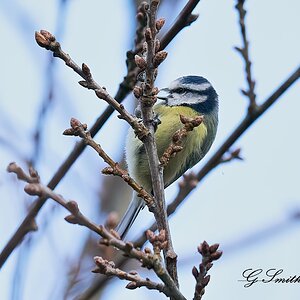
[1,0,300,299]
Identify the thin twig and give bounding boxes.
[134,0,179,286]
[160,115,203,167]
[192,241,222,300]
[31,0,69,167]
[235,0,257,113]
[93,257,167,293]
[64,118,155,210]
[6,162,186,300]
[160,0,201,50]
[35,30,149,140]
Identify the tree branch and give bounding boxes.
[159,0,201,50]
[0,0,202,269]
[75,64,300,299]
[134,0,179,287]
[63,118,155,211]
[6,162,186,300]
[234,0,257,113]
[93,257,167,293]
[192,241,222,300]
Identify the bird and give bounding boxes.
[116,75,219,238]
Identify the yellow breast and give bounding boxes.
[125,104,208,191]
[154,104,207,186]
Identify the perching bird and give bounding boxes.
[116,75,219,238]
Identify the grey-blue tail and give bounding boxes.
[115,194,145,239]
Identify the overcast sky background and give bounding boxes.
[1,0,300,299]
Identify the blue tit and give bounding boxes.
[116,75,219,238]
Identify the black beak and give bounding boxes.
[157,88,170,101]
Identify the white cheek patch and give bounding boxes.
[168,94,208,106]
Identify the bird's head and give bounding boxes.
[157,75,218,114]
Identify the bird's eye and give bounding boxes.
[173,88,185,94]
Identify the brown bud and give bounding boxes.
[209,243,220,254]
[129,270,138,275]
[231,148,241,157]
[188,14,199,24]
[6,162,17,173]
[64,214,78,224]
[62,128,74,136]
[70,117,81,129]
[35,31,50,48]
[150,0,159,10]
[78,80,88,88]
[66,200,80,214]
[143,2,149,11]
[155,18,165,31]
[29,167,39,179]
[153,51,167,67]
[40,30,55,42]
[91,267,100,274]
[192,266,199,278]
[198,241,210,256]
[133,86,142,98]
[82,63,91,76]
[126,282,137,290]
[210,250,223,261]
[134,55,147,69]
[136,12,145,22]
[102,166,114,175]
[145,28,152,41]
[24,184,42,196]
[203,275,211,286]
[95,89,107,99]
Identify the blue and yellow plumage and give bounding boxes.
[116,76,219,238]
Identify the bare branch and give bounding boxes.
[35,30,149,140]
[235,0,257,113]
[0,0,202,269]
[193,241,222,300]
[219,148,243,164]
[160,115,203,167]
[64,118,155,211]
[133,0,179,286]
[93,257,167,294]
[6,163,186,300]
[160,0,201,50]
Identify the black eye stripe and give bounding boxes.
[172,87,185,94]
[171,86,214,96]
